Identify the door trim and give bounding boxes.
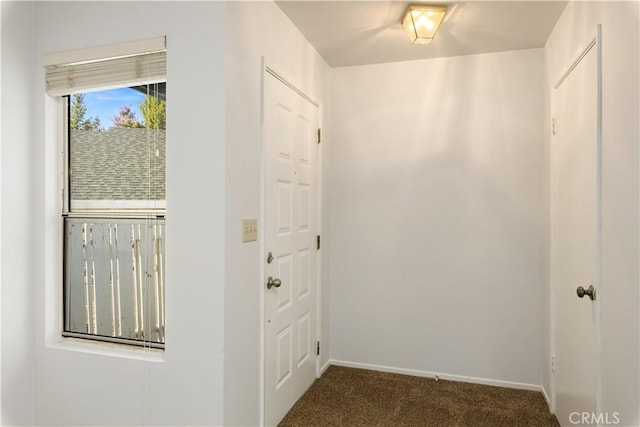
[260,57,323,426]
[266,67,320,108]
[549,24,603,417]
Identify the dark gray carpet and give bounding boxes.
[280,365,560,427]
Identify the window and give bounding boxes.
[45,38,167,349]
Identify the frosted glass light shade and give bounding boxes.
[402,5,447,45]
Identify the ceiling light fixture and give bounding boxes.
[402,4,447,45]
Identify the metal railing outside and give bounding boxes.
[63,217,165,348]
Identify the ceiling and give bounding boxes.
[275,1,568,67]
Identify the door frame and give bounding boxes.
[550,25,603,416]
[259,57,323,426]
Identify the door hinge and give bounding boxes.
[551,355,556,373]
[317,341,320,356]
[317,128,321,144]
[552,118,557,135]
[317,235,320,250]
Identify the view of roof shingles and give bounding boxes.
[70,128,166,201]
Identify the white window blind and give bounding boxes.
[44,37,166,96]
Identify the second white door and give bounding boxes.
[552,39,599,426]
[263,70,319,426]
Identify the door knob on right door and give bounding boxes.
[576,285,595,300]
[266,276,281,289]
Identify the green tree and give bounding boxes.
[140,95,166,130]
[70,94,103,131]
[83,116,102,131]
[112,105,143,128]
[70,94,87,130]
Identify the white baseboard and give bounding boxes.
[541,385,553,412]
[329,359,541,392]
[320,359,331,376]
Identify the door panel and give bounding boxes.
[264,71,319,426]
[552,42,599,426]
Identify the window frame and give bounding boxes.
[60,87,167,350]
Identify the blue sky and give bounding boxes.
[83,87,145,128]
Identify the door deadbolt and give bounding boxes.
[266,252,274,264]
[576,285,595,301]
[267,276,281,289]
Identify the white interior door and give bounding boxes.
[551,38,600,426]
[263,69,319,426]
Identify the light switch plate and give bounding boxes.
[242,219,258,243]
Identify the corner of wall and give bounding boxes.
[223,2,333,425]
[541,38,553,407]
[1,1,37,425]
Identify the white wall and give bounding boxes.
[6,1,634,425]
[1,2,36,425]
[224,2,332,425]
[29,2,226,425]
[545,2,640,425]
[329,49,546,387]
[1,2,331,425]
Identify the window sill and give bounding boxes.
[48,336,165,363]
